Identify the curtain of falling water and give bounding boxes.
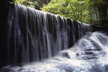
[6,2,92,65]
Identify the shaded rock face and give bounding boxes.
[1,31,108,72]
[0,0,9,67]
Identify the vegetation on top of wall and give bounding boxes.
[13,0,51,9]
[14,0,38,9]
[13,0,108,25]
[41,0,90,24]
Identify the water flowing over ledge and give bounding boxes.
[1,2,92,67]
[1,31,108,72]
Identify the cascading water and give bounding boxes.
[2,1,92,67]
[1,31,108,72]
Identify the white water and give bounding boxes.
[1,31,108,72]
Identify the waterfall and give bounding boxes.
[2,2,91,67]
[1,31,108,72]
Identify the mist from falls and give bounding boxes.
[5,2,92,66]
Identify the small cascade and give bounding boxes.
[3,2,92,66]
[1,31,108,72]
